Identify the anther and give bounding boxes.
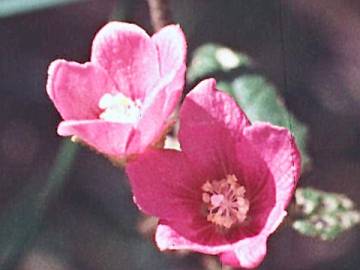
[202,174,250,229]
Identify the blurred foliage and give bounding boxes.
[0,0,83,18]
[292,187,360,240]
[187,44,251,83]
[187,43,310,170]
[0,140,78,269]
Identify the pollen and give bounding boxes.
[202,174,250,229]
[98,92,142,123]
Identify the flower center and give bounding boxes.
[98,93,142,123]
[202,174,250,229]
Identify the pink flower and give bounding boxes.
[126,79,301,268]
[47,22,186,160]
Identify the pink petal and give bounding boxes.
[197,141,269,245]
[155,223,233,255]
[127,70,183,154]
[58,120,134,158]
[155,208,287,269]
[152,24,187,77]
[233,138,276,221]
[220,235,267,269]
[220,207,287,268]
[179,79,250,178]
[127,147,239,246]
[154,208,286,269]
[47,60,116,120]
[126,149,202,220]
[91,22,160,100]
[125,25,186,153]
[261,206,288,235]
[155,208,281,256]
[243,123,301,208]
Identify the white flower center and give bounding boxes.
[98,93,142,123]
[202,174,250,229]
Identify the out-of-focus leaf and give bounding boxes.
[292,187,360,240]
[0,140,78,269]
[0,0,83,18]
[187,44,310,170]
[187,44,251,84]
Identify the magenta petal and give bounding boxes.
[220,235,267,269]
[155,209,287,269]
[179,79,250,177]
[261,206,288,235]
[127,70,183,153]
[58,120,134,157]
[152,24,186,77]
[126,149,202,220]
[91,22,160,100]
[220,207,287,268]
[47,60,116,120]
[126,26,186,153]
[155,223,232,255]
[243,123,301,208]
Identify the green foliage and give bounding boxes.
[187,43,310,169]
[187,44,251,84]
[0,0,83,18]
[292,187,360,240]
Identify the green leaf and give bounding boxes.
[0,140,78,269]
[187,44,251,84]
[187,44,310,170]
[0,0,83,18]
[292,187,360,240]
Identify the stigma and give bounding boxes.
[202,174,250,229]
[98,92,142,123]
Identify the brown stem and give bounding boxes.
[146,0,173,32]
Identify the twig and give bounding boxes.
[146,0,173,32]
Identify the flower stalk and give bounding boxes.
[147,0,173,32]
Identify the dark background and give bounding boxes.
[0,0,359,269]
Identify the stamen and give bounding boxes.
[98,93,142,123]
[202,174,250,229]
